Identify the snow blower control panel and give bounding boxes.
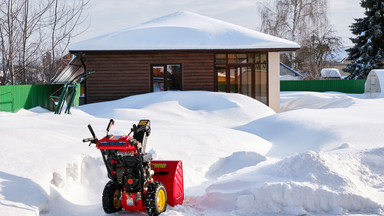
[96,119,150,153]
[97,135,140,152]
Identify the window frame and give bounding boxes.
[214,52,269,105]
[151,63,182,92]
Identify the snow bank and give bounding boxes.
[280,92,356,111]
[198,150,384,215]
[2,91,384,216]
[78,91,275,128]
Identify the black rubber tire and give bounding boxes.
[145,182,167,216]
[102,181,122,214]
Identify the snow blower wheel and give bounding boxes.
[102,180,122,213]
[83,119,184,216]
[146,182,167,216]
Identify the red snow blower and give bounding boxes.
[83,119,184,215]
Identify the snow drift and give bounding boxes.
[1,91,384,216]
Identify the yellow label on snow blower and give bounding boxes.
[139,120,148,126]
[154,163,167,168]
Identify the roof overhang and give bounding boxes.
[70,47,299,55]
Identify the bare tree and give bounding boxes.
[46,0,88,83]
[260,0,328,43]
[0,14,7,85]
[0,0,23,84]
[259,0,342,79]
[296,27,342,79]
[0,0,88,85]
[18,0,52,84]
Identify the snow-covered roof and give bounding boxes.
[70,11,300,51]
[280,62,302,77]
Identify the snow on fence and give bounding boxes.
[0,84,80,113]
[280,80,366,93]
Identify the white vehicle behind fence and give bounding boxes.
[321,68,342,80]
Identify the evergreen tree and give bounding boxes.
[344,0,384,79]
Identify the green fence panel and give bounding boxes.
[280,80,366,93]
[0,84,80,113]
[74,83,81,106]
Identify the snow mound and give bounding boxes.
[362,148,384,184]
[28,106,51,113]
[281,92,355,111]
[52,155,107,205]
[234,181,383,215]
[267,151,347,188]
[206,151,266,179]
[201,151,384,215]
[0,172,48,215]
[77,91,275,128]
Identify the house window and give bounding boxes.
[152,64,182,92]
[215,53,268,105]
[216,65,226,92]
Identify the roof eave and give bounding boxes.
[69,47,300,54]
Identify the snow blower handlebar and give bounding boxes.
[82,124,98,145]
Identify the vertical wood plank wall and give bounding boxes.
[85,52,214,103]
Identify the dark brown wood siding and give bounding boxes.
[85,52,214,103]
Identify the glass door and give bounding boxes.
[229,66,240,93]
[241,66,252,97]
[229,66,252,97]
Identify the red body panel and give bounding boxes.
[152,160,184,206]
[121,192,145,212]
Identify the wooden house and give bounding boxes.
[59,11,299,112]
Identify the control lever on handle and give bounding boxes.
[84,124,98,146]
[88,124,97,139]
[82,138,93,142]
[106,119,114,136]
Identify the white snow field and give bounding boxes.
[1,90,384,216]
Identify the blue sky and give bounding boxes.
[74,0,365,46]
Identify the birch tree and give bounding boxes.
[260,0,328,43]
[259,0,342,78]
[0,0,22,84]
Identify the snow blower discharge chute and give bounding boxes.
[83,119,184,216]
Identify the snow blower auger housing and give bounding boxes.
[83,119,184,215]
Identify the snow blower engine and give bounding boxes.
[83,119,184,216]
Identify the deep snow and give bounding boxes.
[1,91,384,215]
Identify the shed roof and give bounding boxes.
[53,55,84,84]
[70,11,300,52]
